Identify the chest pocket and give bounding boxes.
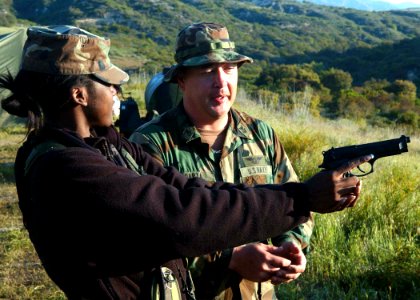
[239,155,273,185]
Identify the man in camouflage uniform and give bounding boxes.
[130,22,314,300]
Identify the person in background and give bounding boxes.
[0,25,368,300]
[130,22,313,299]
[114,93,143,137]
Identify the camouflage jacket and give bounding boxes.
[130,104,314,299]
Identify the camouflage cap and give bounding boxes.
[164,22,253,82]
[21,25,129,85]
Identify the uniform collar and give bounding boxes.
[176,104,253,144]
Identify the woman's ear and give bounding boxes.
[70,86,89,107]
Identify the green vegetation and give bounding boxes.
[250,62,420,129]
[0,0,17,26]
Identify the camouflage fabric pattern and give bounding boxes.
[22,25,128,85]
[165,22,252,82]
[130,105,314,299]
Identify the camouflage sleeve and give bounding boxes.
[271,214,314,254]
[270,128,315,252]
[129,130,164,165]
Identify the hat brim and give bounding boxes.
[164,50,253,82]
[92,64,129,85]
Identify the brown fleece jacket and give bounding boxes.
[14,125,309,299]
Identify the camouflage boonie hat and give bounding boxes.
[164,22,253,82]
[21,25,129,85]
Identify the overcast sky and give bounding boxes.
[381,0,420,3]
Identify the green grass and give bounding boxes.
[0,89,419,298]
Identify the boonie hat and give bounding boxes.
[21,25,129,85]
[164,22,253,82]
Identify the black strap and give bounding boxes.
[24,141,66,176]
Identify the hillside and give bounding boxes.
[2,1,419,76]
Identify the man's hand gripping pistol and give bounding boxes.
[319,135,411,177]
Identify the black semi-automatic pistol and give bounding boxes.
[319,135,411,177]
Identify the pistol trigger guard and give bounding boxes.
[366,160,375,175]
[369,161,375,174]
[357,165,366,174]
[355,162,374,177]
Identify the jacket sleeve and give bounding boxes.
[23,141,310,273]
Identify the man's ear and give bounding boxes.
[70,86,89,107]
[177,77,186,92]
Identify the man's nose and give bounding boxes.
[213,67,227,87]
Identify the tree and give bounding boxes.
[320,68,353,95]
[255,63,322,93]
[387,80,417,105]
[337,89,374,120]
[359,79,393,113]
